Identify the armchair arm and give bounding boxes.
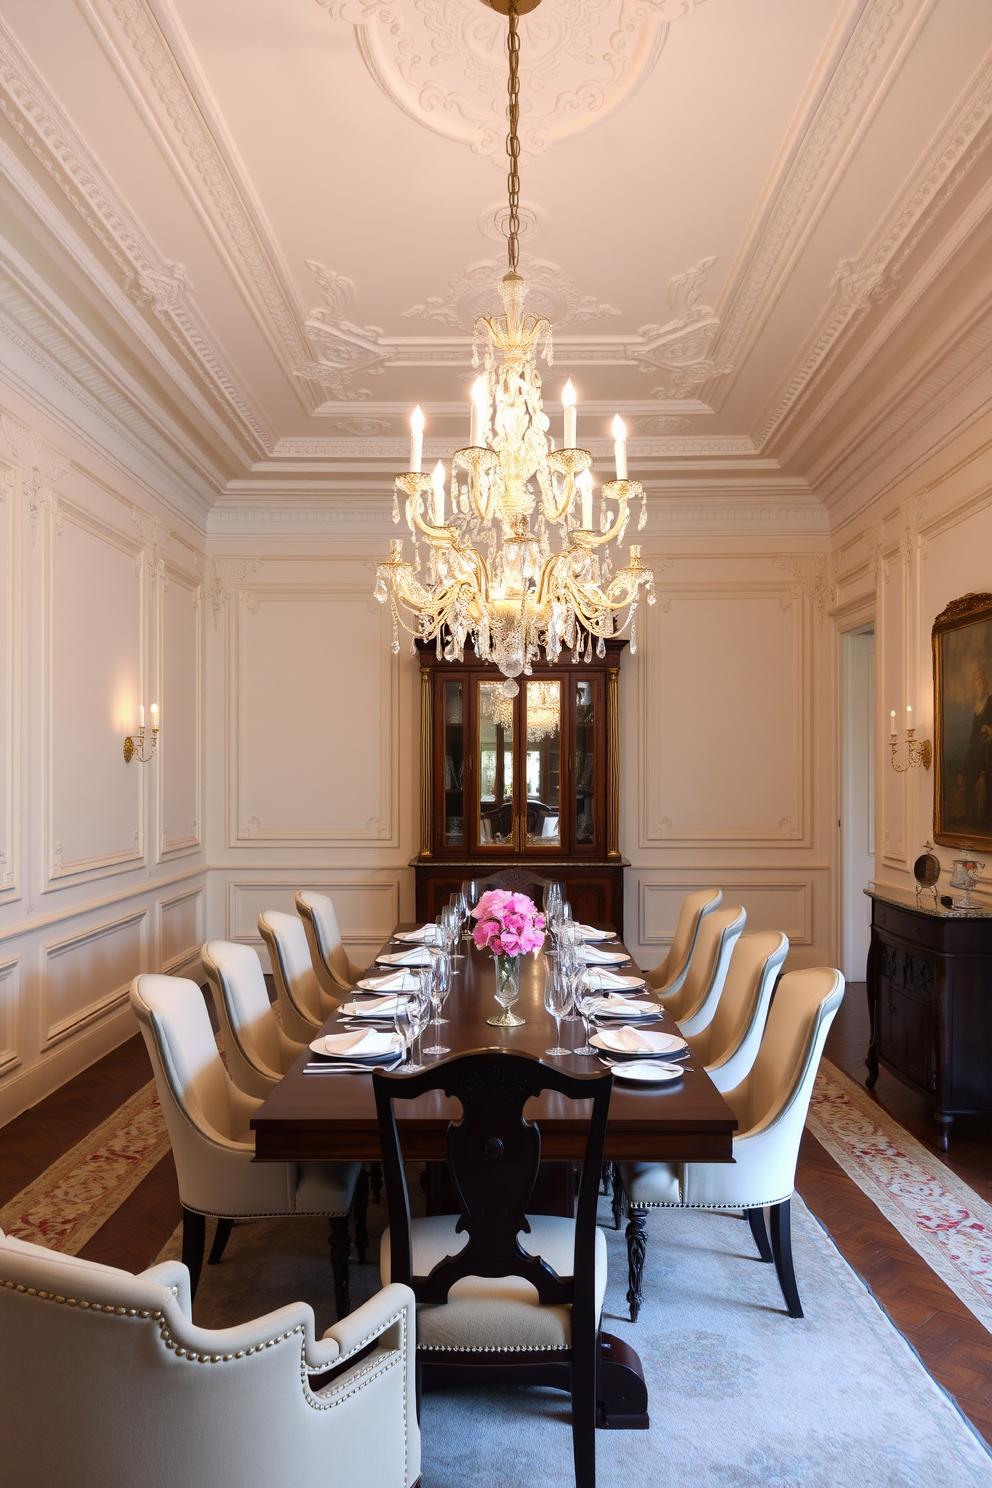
[139,1260,192,1318]
[320,1283,416,1366]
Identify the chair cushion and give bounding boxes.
[622,1161,682,1206]
[294,1162,362,1215]
[380,1213,607,1352]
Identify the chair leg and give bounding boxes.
[353,1166,370,1264]
[368,1161,383,1204]
[746,1206,773,1263]
[769,1199,803,1319]
[611,1167,625,1232]
[625,1208,647,1324]
[600,1162,612,1197]
[207,1217,234,1266]
[570,1339,597,1488]
[329,1215,352,1319]
[182,1208,206,1301]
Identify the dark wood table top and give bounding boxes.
[252,928,737,1164]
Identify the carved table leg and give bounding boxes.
[935,1112,953,1152]
[625,1207,647,1323]
[596,1334,650,1429]
[611,1167,626,1232]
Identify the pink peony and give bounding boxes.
[470,889,545,959]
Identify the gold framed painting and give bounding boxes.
[933,591,992,851]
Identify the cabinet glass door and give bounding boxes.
[574,678,597,847]
[525,679,561,847]
[478,680,515,847]
[442,680,465,847]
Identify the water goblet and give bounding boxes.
[393,998,413,1067]
[401,976,427,1072]
[544,956,571,1058]
[573,972,599,1057]
[422,949,451,1056]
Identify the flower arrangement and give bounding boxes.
[471,890,546,957]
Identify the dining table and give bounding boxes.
[251,924,738,1429]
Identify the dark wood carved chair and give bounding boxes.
[472,867,556,899]
[373,1050,619,1488]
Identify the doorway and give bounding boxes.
[841,626,875,981]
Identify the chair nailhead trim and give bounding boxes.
[419,1343,569,1353]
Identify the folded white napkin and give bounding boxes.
[377,948,434,967]
[394,924,443,944]
[591,995,655,1018]
[310,1029,399,1058]
[579,945,629,965]
[585,969,645,991]
[594,1025,684,1056]
[573,923,611,941]
[340,995,408,1017]
[358,971,421,993]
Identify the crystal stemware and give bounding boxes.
[544,955,571,1058]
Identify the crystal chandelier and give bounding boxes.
[374,0,656,694]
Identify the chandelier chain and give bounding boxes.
[506,0,521,273]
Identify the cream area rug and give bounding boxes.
[809,1059,992,1332]
[159,1194,992,1488]
[0,1082,169,1254]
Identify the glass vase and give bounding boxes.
[486,952,525,1027]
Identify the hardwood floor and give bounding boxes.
[4,985,992,1447]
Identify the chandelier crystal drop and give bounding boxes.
[374,0,657,687]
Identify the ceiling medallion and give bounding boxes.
[374,0,656,686]
[320,0,705,160]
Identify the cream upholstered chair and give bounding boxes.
[131,974,365,1315]
[0,1229,420,1488]
[375,1051,615,1488]
[202,939,308,1098]
[659,904,746,1033]
[619,966,845,1322]
[686,930,789,1093]
[644,887,722,996]
[258,908,333,1039]
[296,890,367,1002]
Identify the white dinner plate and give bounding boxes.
[578,947,629,966]
[376,949,434,968]
[609,1061,684,1085]
[572,924,612,942]
[357,972,421,993]
[583,972,646,993]
[393,926,443,944]
[591,999,658,1021]
[590,1028,687,1058]
[309,1030,401,1061]
[339,997,408,1018]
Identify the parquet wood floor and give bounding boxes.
[4,982,992,1447]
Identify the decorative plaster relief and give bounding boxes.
[776,553,828,621]
[0,415,70,543]
[637,415,691,434]
[634,258,732,396]
[403,254,619,331]
[335,418,391,434]
[319,0,705,160]
[478,202,546,245]
[900,489,928,562]
[132,506,171,582]
[865,518,886,582]
[208,557,260,627]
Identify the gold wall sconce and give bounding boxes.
[890,705,931,772]
[124,704,159,764]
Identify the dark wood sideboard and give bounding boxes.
[866,886,992,1149]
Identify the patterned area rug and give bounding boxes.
[157,1194,992,1487]
[0,1082,169,1254]
[809,1059,992,1333]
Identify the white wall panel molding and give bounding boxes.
[41,907,147,1048]
[158,885,204,974]
[0,865,206,946]
[639,581,810,848]
[0,955,20,1077]
[226,877,401,957]
[157,560,203,861]
[43,500,145,890]
[637,876,815,948]
[229,583,400,848]
[0,458,17,901]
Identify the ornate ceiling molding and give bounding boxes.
[477,202,547,245]
[0,17,272,457]
[402,253,619,330]
[269,433,755,458]
[0,413,70,543]
[637,416,691,433]
[319,0,705,160]
[301,254,729,397]
[758,53,992,453]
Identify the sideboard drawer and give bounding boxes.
[874,902,943,950]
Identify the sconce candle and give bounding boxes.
[890,704,932,773]
[123,702,160,765]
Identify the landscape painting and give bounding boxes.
[933,592,992,851]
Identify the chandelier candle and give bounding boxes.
[374,0,657,682]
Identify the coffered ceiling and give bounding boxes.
[0,0,990,527]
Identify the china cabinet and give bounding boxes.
[413,640,628,927]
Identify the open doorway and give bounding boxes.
[841,626,875,981]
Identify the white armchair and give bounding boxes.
[620,966,845,1321]
[202,938,308,1098]
[685,930,788,1092]
[659,904,746,1032]
[130,974,366,1314]
[644,888,722,997]
[258,908,333,1039]
[0,1229,420,1488]
[296,890,367,1001]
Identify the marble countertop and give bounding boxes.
[865,882,992,920]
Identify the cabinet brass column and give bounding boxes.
[420,667,432,857]
[607,665,621,859]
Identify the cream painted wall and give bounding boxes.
[0,382,207,1125]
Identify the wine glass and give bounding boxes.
[543,880,563,929]
[422,949,451,1056]
[393,998,413,1067]
[462,879,480,911]
[401,975,427,1073]
[573,971,599,1057]
[544,955,571,1058]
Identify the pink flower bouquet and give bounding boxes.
[471,889,546,957]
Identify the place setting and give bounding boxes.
[304,1027,405,1075]
[589,1024,691,1084]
